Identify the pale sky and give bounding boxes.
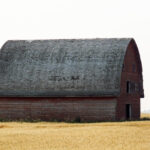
[0,0,149,111]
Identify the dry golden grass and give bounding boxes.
[141,113,150,118]
[0,114,150,150]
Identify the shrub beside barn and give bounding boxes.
[0,38,144,121]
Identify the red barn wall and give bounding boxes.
[116,41,142,120]
[0,97,117,121]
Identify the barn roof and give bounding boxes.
[0,38,135,97]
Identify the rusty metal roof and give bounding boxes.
[0,38,133,97]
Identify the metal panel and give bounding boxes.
[0,38,132,97]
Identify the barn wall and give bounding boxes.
[0,97,117,122]
[116,41,141,120]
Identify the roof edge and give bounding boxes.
[1,38,133,49]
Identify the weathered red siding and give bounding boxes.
[0,97,117,121]
[116,41,142,120]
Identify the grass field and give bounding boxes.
[0,114,150,150]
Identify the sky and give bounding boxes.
[0,0,149,111]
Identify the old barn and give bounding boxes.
[0,38,144,121]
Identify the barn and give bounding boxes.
[0,38,144,121]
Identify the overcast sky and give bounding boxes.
[0,0,149,111]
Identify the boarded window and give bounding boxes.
[130,82,136,92]
[126,81,141,94]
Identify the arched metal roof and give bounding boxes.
[0,38,138,97]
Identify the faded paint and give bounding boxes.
[0,98,117,121]
[0,38,133,97]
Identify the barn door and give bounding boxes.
[126,104,131,120]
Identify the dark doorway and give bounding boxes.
[126,104,131,120]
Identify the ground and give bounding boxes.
[0,114,150,150]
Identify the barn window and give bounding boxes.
[130,82,136,92]
[126,81,130,93]
[126,81,141,94]
[135,83,139,92]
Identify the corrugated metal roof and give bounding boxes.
[0,38,133,97]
